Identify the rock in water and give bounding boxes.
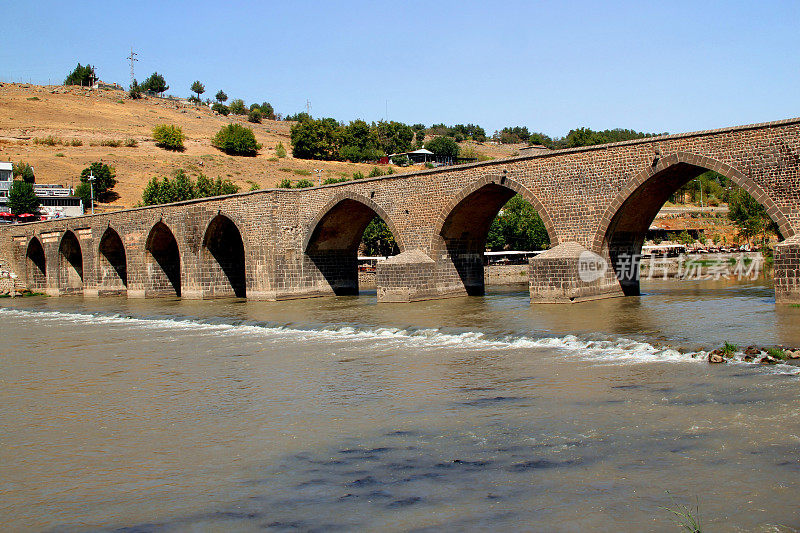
[708,353,725,363]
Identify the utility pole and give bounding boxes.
[126,47,138,87]
[314,169,323,187]
[87,171,96,215]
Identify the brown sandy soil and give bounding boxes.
[3,83,502,209]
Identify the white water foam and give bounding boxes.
[1,307,797,375]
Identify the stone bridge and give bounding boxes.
[2,117,799,304]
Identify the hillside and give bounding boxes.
[0,83,519,210]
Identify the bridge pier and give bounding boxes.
[528,242,623,303]
[376,250,442,303]
[775,236,800,304]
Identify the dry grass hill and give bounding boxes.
[0,82,520,210]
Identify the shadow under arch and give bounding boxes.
[145,221,181,297]
[304,191,404,295]
[201,213,246,298]
[25,237,46,290]
[98,226,127,295]
[58,230,83,294]
[431,175,557,296]
[593,152,794,295]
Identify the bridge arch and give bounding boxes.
[98,226,127,295]
[593,152,794,295]
[304,191,404,295]
[200,213,246,298]
[145,221,181,297]
[57,230,83,294]
[432,175,556,295]
[25,236,46,290]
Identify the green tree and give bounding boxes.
[425,136,460,158]
[373,120,414,155]
[74,182,92,209]
[190,80,205,102]
[362,217,399,256]
[64,63,96,86]
[12,162,35,183]
[141,72,169,96]
[487,195,550,251]
[275,142,287,158]
[79,162,117,202]
[215,90,227,103]
[212,124,261,156]
[260,102,275,120]
[7,181,40,215]
[728,187,777,247]
[229,98,246,115]
[290,118,342,160]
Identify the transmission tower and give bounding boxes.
[126,47,138,86]
[306,99,311,116]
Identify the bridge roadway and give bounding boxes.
[2,117,799,304]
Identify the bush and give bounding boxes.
[391,154,409,166]
[212,124,261,156]
[33,135,60,146]
[275,142,286,158]
[352,171,365,180]
[69,138,83,146]
[278,178,293,188]
[368,167,385,178]
[211,102,229,116]
[295,179,314,188]
[323,176,350,185]
[124,138,138,147]
[153,124,186,151]
[247,109,262,123]
[229,98,246,115]
[129,79,142,99]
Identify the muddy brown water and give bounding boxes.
[1,278,799,531]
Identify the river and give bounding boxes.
[1,279,799,531]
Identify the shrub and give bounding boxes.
[278,178,293,188]
[33,136,60,146]
[293,169,312,176]
[211,103,229,116]
[352,171,365,180]
[27,96,40,101]
[391,154,409,166]
[100,139,123,147]
[141,170,239,205]
[275,142,286,158]
[247,109,262,123]
[56,152,65,157]
[70,138,83,146]
[767,347,787,360]
[153,124,186,151]
[722,342,739,357]
[229,98,246,115]
[295,179,314,188]
[323,177,349,185]
[368,167,385,178]
[129,79,142,99]
[212,124,261,156]
[124,138,138,148]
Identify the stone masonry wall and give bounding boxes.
[0,117,797,303]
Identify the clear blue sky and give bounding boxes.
[2,0,798,137]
